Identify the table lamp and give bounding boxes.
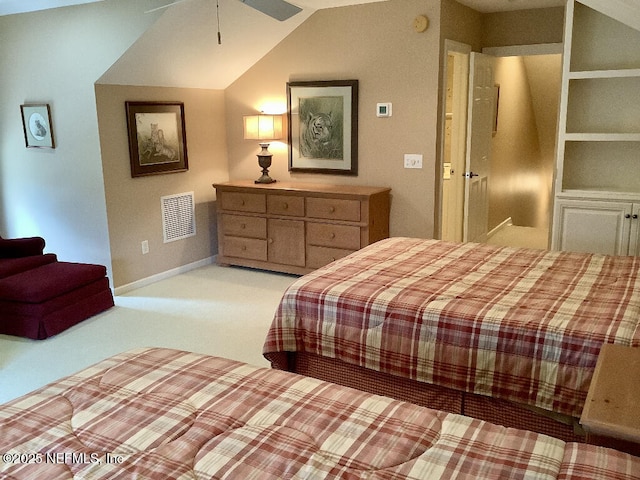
[243,114,283,184]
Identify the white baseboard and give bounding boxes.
[114,256,216,296]
[487,217,513,239]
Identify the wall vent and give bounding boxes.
[161,192,196,243]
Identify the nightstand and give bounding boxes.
[580,344,640,456]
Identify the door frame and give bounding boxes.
[436,41,563,243]
[435,40,471,241]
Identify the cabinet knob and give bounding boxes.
[329,206,336,213]
[634,214,639,219]
[268,238,274,244]
[241,223,246,229]
[626,214,632,219]
[330,232,336,239]
[283,202,288,209]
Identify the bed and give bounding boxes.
[1,347,639,479]
[263,237,640,442]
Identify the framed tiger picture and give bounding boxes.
[287,80,358,175]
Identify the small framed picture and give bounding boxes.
[125,101,189,178]
[287,80,358,175]
[21,104,55,148]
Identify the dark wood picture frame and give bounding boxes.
[21,104,55,148]
[287,80,358,175]
[126,101,188,178]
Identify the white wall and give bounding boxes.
[0,0,161,273]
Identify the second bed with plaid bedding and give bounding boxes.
[263,237,640,419]
[2,347,639,479]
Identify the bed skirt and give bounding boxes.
[279,351,585,444]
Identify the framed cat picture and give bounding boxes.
[287,80,358,175]
[21,104,55,148]
[125,101,188,178]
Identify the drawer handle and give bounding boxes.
[283,202,289,209]
[241,245,247,251]
[241,199,246,206]
[241,223,246,229]
[330,232,336,239]
[329,206,336,213]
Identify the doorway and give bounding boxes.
[439,42,562,250]
[440,41,470,243]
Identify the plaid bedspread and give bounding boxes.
[263,237,640,418]
[1,348,638,479]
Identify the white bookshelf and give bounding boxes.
[552,1,640,255]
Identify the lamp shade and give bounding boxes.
[243,114,283,141]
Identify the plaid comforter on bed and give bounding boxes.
[2,347,639,479]
[263,237,640,418]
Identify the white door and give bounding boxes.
[463,52,495,243]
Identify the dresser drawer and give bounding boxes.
[223,236,267,261]
[306,245,355,269]
[307,222,361,250]
[307,197,361,222]
[220,192,266,213]
[222,214,266,239]
[267,195,305,217]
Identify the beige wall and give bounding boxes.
[440,0,482,51]
[489,57,542,230]
[488,55,560,231]
[96,85,228,288]
[225,0,443,239]
[482,7,565,48]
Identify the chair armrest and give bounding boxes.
[0,237,46,258]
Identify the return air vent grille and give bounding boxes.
[161,192,196,243]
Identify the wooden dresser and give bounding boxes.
[213,181,391,275]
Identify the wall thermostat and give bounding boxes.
[377,103,392,117]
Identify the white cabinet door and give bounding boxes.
[629,204,640,256]
[553,199,632,255]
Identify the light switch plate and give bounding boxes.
[404,154,423,169]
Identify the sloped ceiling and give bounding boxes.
[98,0,393,90]
[99,0,318,89]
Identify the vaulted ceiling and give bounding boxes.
[0,0,565,17]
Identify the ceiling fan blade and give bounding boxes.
[145,0,191,14]
[239,0,302,21]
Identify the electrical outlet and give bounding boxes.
[404,154,423,169]
[141,240,149,255]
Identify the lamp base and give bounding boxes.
[255,174,276,184]
[255,144,276,184]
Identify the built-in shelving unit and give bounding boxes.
[551,1,640,256]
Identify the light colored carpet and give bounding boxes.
[487,225,549,250]
[0,264,298,404]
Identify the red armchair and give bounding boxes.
[0,235,45,258]
[0,234,114,339]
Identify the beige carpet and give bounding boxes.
[486,225,549,250]
[0,264,297,404]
